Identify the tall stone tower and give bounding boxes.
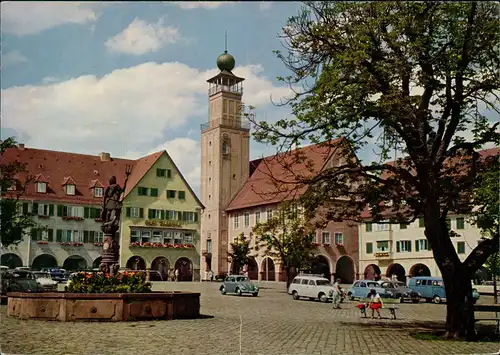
[200,49,250,278]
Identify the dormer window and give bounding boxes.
[37,182,47,193]
[66,184,75,195]
[94,187,103,197]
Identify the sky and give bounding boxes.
[1,2,497,197]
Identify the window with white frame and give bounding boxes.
[376,241,390,252]
[184,232,193,244]
[66,184,75,195]
[163,231,173,244]
[322,231,330,244]
[95,231,103,243]
[397,240,412,252]
[141,231,151,243]
[37,182,47,193]
[233,214,239,229]
[266,209,273,221]
[67,206,84,218]
[255,212,260,225]
[334,232,344,245]
[94,187,103,197]
[72,230,82,242]
[130,230,140,243]
[244,212,250,227]
[41,229,49,241]
[152,231,162,243]
[173,232,183,244]
[375,223,390,231]
[131,207,140,218]
[38,204,49,216]
[416,239,429,251]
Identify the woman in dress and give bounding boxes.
[368,288,383,319]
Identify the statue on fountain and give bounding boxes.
[99,165,132,276]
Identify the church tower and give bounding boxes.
[200,47,250,277]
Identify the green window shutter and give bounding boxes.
[400,223,407,229]
[396,241,401,253]
[32,203,38,215]
[182,212,188,221]
[89,231,95,243]
[49,204,54,216]
[97,208,102,219]
[179,191,185,200]
[84,207,90,219]
[408,241,412,252]
[365,223,372,232]
[30,228,37,240]
[48,229,54,242]
[457,242,465,254]
[366,242,373,254]
[22,202,29,214]
[167,169,171,178]
[161,210,165,220]
[83,231,89,243]
[419,217,425,228]
[456,217,465,229]
[148,209,155,219]
[57,205,63,216]
[139,208,144,218]
[156,169,161,177]
[194,211,198,222]
[165,210,171,220]
[56,229,63,242]
[150,188,159,197]
[63,206,68,216]
[415,240,420,252]
[126,207,131,217]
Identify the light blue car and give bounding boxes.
[348,280,394,300]
[408,276,480,304]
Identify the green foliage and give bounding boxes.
[252,203,316,276]
[227,232,252,273]
[0,137,43,247]
[65,271,152,293]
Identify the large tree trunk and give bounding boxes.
[441,265,476,340]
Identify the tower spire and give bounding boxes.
[224,31,228,53]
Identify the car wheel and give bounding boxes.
[433,295,441,304]
[292,291,299,300]
[235,287,242,296]
[220,287,226,295]
[252,293,258,297]
[319,292,328,303]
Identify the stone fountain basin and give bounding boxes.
[7,291,200,322]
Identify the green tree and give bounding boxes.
[253,203,316,288]
[227,232,252,274]
[1,137,41,248]
[250,2,500,339]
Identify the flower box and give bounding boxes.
[37,241,49,245]
[129,242,194,249]
[323,243,331,247]
[94,218,103,222]
[94,242,104,247]
[336,244,344,248]
[60,242,84,247]
[38,215,50,219]
[62,216,84,221]
[311,242,320,247]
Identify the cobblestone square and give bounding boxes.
[1,282,498,355]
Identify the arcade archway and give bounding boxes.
[409,263,431,277]
[63,255,88,271]
[364,264,381,281]
[261,257,276,281]
[0,253,23,269]
[92,257,102,269]
[386,263,406,282]
[126,256,146,270]
[31,254,58,270]
[152,257,170,281]
[174,257,193,282]
[311,255,331,280]
[335,256,355,284]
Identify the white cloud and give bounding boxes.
[172,1,234,10]
[1,50,28,68]
[1,2,101,36]
[105,18,181,56]
[259,2,272,11]
[1,61,293,191]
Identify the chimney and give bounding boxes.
[18,143,25,150]
[99,152,111,161]
[291,143,297,151]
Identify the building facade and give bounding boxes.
[199,50,359,283]
[1,147,202,281]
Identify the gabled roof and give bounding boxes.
[226,138,346,212]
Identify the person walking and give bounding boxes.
[209,270,214,282]
[174,268,179,282]
[332,278,342,309]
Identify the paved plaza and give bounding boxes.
[1,282,498,355]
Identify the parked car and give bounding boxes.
[41,268,67,283]
[220,275,259,296]
[32,271,58,291]
[288,275,335,303]
[377,280,421,303]
[0,270,44,297]
[347,280,394,300]
[408,276,480,304]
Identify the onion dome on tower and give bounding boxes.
[217,50,235,72]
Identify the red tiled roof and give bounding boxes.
[226,138,346,211]
[62,176,76,186]
[360,146,500,219]
[1,147,161,205]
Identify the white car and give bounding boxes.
[288,275,335,303]
[32,272,58,291]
